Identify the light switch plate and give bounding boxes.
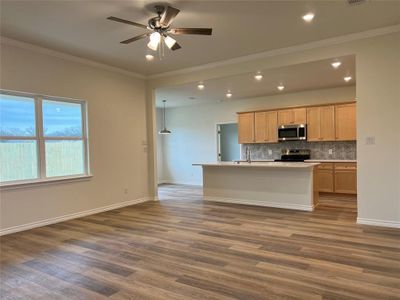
[366,136,375,145]
[268,150,272,155]
[328,149,333,155]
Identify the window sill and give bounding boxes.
[0,174,93,190]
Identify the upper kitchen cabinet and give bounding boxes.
[238,112,255,144]
[278,108,306,125]
[335,103,356,141]
[307,105,335,141]
[255,111,278,143]
[306,107,320,141]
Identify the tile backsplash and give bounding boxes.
[241,141,356,160]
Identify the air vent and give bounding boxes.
[347,0,368,6]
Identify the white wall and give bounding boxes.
[0,42,149,232]
[356,36,400,226]
[159,86,355,185]
[156,107,165,183]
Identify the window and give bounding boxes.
[0,90,89,185]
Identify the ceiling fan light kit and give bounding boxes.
[108,5,212,59]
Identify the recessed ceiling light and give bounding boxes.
[344,76,352,82]
[145,54,154,61]
[197,83,205,90]
[254,73,263,81]
[226,91,233,98]
[302,13,315,22]
[277,85,285,91]
[331,61,342,68]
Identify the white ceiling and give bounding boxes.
[1,1,399,76]
[156,55,355,107]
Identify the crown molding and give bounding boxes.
[148,24,400,80]
[2,24,400,81]
[0,36,146,79]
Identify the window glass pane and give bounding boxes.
[45,140,85,177]
[0,140,38,182]
[43,100,83,137]
[0,94,36,136]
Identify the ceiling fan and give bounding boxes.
[107,5,212,52]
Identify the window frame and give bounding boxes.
[0,89,91,187]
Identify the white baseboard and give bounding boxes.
[357,218,400,228]
[0,196,154,236]
[204,196,313,211]
[158,180,202,187]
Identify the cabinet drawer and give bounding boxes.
[335,163,357,170]
[317,163,334,170]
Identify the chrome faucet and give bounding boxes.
[245,146,252,163]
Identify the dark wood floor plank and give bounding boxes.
[1,184,399,299]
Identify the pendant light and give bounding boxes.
[159,100,171,134]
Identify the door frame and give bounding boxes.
[216,121,241,162]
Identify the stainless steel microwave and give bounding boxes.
[278,124,307,141]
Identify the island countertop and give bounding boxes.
[193,161,320,169]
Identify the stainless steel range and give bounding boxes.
[274,149,311,162]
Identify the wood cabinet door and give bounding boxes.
[293,108,307,125]
[254,112,266,143]
[306,107,321,141]
[278,109,293,125]
[238,112,255,144]
[320,106,335,141]
[335,103,356,141]
[265,111,278,143]
[334,170,357,194]
[318,170,334,193]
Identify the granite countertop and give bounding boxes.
[193,162,320,169]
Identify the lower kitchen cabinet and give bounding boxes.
[317,162,357,194]
[334,163,357,194]
[318,170,334,193]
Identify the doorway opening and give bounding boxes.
[217,123,241,162]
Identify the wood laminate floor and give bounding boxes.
[1,184,399,300]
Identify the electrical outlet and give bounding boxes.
[328,149,333,155]
[268,150,272,155]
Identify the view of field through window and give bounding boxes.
[0,93,86,183]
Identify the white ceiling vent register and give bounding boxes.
[347,0,368,6]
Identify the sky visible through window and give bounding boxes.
[0,93,86,182]
[0,94,82,137]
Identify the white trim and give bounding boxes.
[2,25,400,81]
[0,90,91,184]
[215,121,240,162]
[148,24,400,79]
[0,37,145,79]
[0,196,153,236]
[357,218,400,229]
[0,174,93,190]
[158,180,202,187]
[204,196,313,211]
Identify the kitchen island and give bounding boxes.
[193,162,320,211]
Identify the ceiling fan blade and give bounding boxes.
[171,42,182,51]
[107,16,147,29]
[170,28,212,35]
[159,6,180,27]
[120,33,150,44]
